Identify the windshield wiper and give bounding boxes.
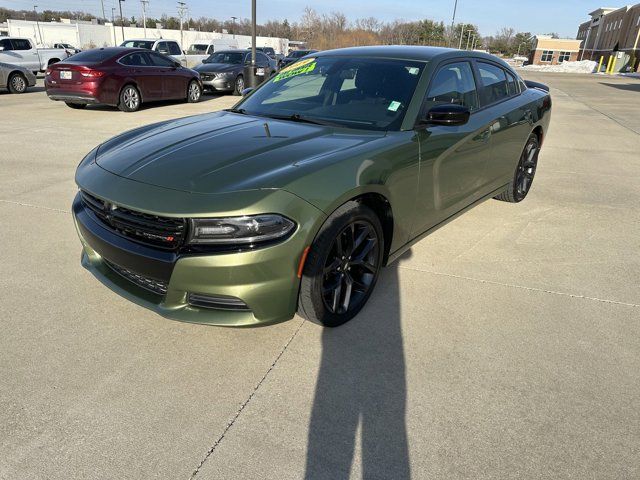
[223,108,248,115]
[261,113,341,127]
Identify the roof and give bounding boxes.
[313,45,508,65]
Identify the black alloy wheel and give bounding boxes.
[494,133,540,203]
[298,201,384,327]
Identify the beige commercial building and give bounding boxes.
[528,36,582,65]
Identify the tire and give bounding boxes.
[494,133,540,203]
[118,84,141,112]
[187,79,202,103]
[65,102,87,109]
[7,73,27,94]
[233,75,244,96]
[298,201,384,327]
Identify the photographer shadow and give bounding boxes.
[305,252,411,479]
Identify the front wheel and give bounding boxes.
[298,201,384,327]
[494,133,540,203]
[233,75,244,96]
[8,73,27,94]
[118,84,141,112]
[187,79,202,103]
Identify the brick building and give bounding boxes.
[528,36,582,65]
[577,4,640,70]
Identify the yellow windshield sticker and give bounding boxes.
[273,58,317,82]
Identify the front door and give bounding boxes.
[413,60,493,235]
[149,52,185,100]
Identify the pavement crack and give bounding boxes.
[189,318,306,479]
[398,266,640,308]
[0,199,68,214]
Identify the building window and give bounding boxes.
[541,50,554,62]
[558,51,571,63]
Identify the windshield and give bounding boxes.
[121,40,154,49]
[237,56,425,131]
[60,49,115,63]
[204,52,245,64]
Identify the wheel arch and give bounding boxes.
[532,125,544,146]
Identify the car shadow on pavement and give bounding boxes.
[305,252,411,480]
[0,86,46,95]
[74,94,227,112]
[599,82,640,92]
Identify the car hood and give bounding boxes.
[94,111,385,194]
[194,63,240,73]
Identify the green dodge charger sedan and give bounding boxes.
[73,46,551,327]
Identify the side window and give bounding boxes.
[207,45,214,55]
[477,62,509,106]
[424,61,479,112]
[120,52,152,66]
[256,52,269,65]
[13,39,32,50]
[506,71,519,96]
[0,38,12,50]
[155,41,168,53]
[149,52,176,67]
[168,42,182,55]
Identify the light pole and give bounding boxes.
[250,0,257,87]
[140,0,148,37]
[231,16,237,38]
[100,0,106,23]
[448,0,459,47]
[177,1,187,52]
[111,7,117,46]
[33,5,43,46]
[118,0,125,42]
[458,24,464,49]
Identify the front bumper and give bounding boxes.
[72,186,325,327]
[200,75,235,92]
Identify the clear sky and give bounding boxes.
[2,0,625,38]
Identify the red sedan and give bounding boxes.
[45,47,202,112]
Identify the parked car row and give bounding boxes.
[195,50,278,95]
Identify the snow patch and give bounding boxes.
[521,60,598,74]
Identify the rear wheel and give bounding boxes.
[187,79,202,103]
[298,201,384,327]
[8,73,27,94]
[494,133,540,203]
[233,75,244,96]
[65,102,87,109]
[118,84,141,112]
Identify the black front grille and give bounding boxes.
[105,260,168,295]
[81,191,187,250]
[188,293,250,311]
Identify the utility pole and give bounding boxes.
[250,0,256,87]
[465,29,473,50]
[118,0,125,42]
[140,0,148,37]
[177,1,187,52]
[448,0,459,47]
[100,0,106,23]
[457,24,464,49]
[33,5,43,46]
[111,7,117,46]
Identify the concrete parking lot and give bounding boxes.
[1,73,639,479]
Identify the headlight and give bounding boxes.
[214,72,232,78]
[188,215,296,245]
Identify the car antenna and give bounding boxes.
[263,123,272,138]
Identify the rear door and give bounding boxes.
[414,59,491,233]
[148,52,185,99]
[474,61,532,186]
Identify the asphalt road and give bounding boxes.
[1,73,638,480]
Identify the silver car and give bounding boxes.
[0,62,37,93]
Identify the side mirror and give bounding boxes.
[241,87,254,96]
[419,104,470,127]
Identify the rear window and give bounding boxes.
[121,40,155,49]
[61,49,115,63]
